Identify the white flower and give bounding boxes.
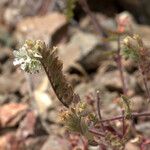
[13,40,43,73]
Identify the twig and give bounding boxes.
[78,0,106,37]
[96,91,105,131]
[116,35,127,95]
[98,111,150,123]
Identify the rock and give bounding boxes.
[136,122,150,137]
[41,135,71,150]
[119,0,150,24]
[0,47,16,75]
[59,29,106,71]
[122,59,138,74]
[130,96,144,112]
[46,110,59,124]
[2,0,43,26]
[94,68,136,94]
[135,25,150,48]
[0,48,11,64]
[74,82,96,100]
[125,142,140,150]
[0,133,24,150]
[80,13,116,33]
[25,136,47,150]
[74,80,118,115]
[33,76,53,115]
[89,146,99,150]
[17,111,37,139]
[0,72,24,94]
[0,102,28,127]
[15,12,67,44]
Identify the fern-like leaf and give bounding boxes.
[38,42,80,107]
[65,0,76,21]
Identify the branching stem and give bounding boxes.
[96,91,105,131]
[116,35,127,95]
[122,109,125,136]
[98,111,150,123]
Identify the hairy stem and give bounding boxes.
[89,128,105,137]
[96,91,105,131]
[122,109,125,136]
[116,35,127,95]
[98,111,150,123]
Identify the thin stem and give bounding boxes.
[98,111,150,123]
[78,0,106,37]
[96,91,105,131]
[116,35,127,95]
[24,73,33,101]
[122,109,125,136]
[89,128,105,137]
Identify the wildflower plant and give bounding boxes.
[13,38,150,149]
[122,34,150,102]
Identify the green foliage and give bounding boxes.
[13,40,42,73]
[121,95,132,119]
[122,47,139,61]
[60,102,94,141]
[122,35,141,61]
[65,0,77,21]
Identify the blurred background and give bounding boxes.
[0,0,150,150]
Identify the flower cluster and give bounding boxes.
[13,40,42,73]
[122,34,142,61]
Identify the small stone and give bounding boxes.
[15,12,67,44]
[59,29,104,71]
[125,142,140,150]
[130,96,143,112]
[41,135,71,150]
